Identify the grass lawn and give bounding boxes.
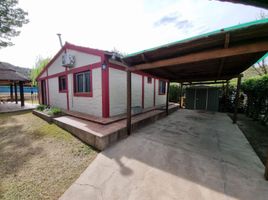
[0,111,98,200]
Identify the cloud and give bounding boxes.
[154,13,193,29]
[175,20,193,29]
[154,15,178,26]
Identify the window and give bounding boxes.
[59,76,67,92]
[159,80,166,95]
[147,77,152,84]
[74,70,91,96]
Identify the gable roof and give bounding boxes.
[36,42,113,80]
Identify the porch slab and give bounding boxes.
[53,104,178,150]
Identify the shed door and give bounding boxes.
[196,89,207,110]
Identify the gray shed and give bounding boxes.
[185,86,219,112]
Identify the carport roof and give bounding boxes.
[123,19,268,82]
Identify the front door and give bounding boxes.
[41,80,47,105]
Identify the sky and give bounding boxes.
[0,0,267,68]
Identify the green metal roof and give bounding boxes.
[125,18,268,58]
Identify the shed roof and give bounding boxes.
[123,19,268,82]
[0,62,29,82]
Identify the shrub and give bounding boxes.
[169,83,183,103]
[36,104,46,111]
[47,107,61,116]
[241,75,268,124]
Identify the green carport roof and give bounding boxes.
[123,19,268,82]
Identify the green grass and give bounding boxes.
[0,111,97,200]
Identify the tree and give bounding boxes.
[31,57,50,86]
[252,59,268,76]
[0,0,29,48]
[250,11,268,76]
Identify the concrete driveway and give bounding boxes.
[60,110,268,200]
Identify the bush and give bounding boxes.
[241,75,268,124]
[36,104,47,111]
[46,107,61,116]
[169,83,182,103]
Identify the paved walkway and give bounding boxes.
[0,102,37,113]
[60,110,268,200]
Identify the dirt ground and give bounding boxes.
[0,111,97,200]
[234,113,268,165]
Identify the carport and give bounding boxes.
[122,19,268,177]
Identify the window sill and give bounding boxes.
[158,93,166,95]
[74,92,92,97]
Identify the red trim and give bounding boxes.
[36,42,107,81]
[73,93,92,97]
[158,79,167,95]
[102,57,110,118]
[38,63,101,81]
[147,77,152,84]
[65,67,70,110]
[153,78,156,107]
[142,75,144,109]
[73,69,93,97]
[38,81,41,104]
[46,70,50,105]
[58,75,67,93]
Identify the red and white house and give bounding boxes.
[36,42,168,118]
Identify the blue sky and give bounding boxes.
[0,0,267,68]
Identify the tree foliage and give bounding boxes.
[241,75,268,124]
[0,0,29,47]
[30,57,50,86]
[169,83,180,102]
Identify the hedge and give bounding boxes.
[241,75,268,124]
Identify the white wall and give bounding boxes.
[109,68,126,116]
[144,76,154,108]
[48,78,67,109]
[155,79,167,106]
[68,68,102,117]
[131,73,142,107]
[47,49,101,76]
[109,68,143,116]
[41,48,103,116]
[109,68,161,117]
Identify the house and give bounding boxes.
[36,42,168,118]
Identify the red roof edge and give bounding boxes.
[36,42,109,81]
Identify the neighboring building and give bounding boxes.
[36,42,168,118]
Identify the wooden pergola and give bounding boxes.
[123,19,268,135]
[0,63,29,107]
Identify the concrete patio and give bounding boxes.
[59,109,268,200]
[0,101,37,113]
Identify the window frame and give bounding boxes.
[158,80,166,95]
[147,77,152,84]
[58,75,67,93]
[73,70,92,97]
